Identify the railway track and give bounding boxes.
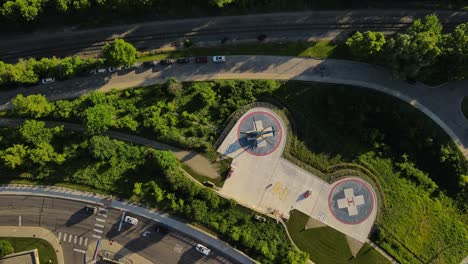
[0,21,462,62]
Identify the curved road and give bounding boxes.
[0,55,466,158]
[0,192,246,264]
[1,10,467,62]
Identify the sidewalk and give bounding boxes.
[0,185,255,264]
[0,226,65,264]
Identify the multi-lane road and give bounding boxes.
[0,195,238,264]
[1,10,467,62]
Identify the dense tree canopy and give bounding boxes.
[345,31,386,61]
[102,38,137,67]
[83,104,115,134]
[0,240,14,257]
[12,94,55,118]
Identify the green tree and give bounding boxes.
[84,104,115,134]
[1,0,42,22]
[385,14,443,78]
[1,144,27,169]
[0,240,14,257]
[164,77,183,97]
[191,199,208,222]
[102,38,137,67]
[12,94,54,118]
[210,0,235,8]
[441,23,468,79]
[28,142,56,166]
[89,135,117,160]
[19,120,62,145]
[345,31,386,61]
[284,250,309,264]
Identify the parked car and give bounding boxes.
[203,181,215,188]
[195,244,211,256]
[253,214,267,222]
[212,56,226,63]
[108,67,122,72]
[150,60,159,66]
[195,56,208,63]
[160,59,175,65]
[125,216,138,225]
[90,68,107,74]
[143,61,154,67]
[84,206,97,214]
[41,78,55,84]
[176,58,190,64]
[125,62,141,69]
[154,223,169,234]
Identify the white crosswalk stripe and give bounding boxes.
[92,234,102,239]
[74,236,77,244]
[96,218,106,223]
[97,213,107,218]
[84,238,88,246]
[95,223,104,228]
[79,237,82,245]
[68,235,72,243]
[63,233,67,242]
[58,232,62,241]
[93,229,103,233]
[74,249,86,254]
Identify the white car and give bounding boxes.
[108,67,122,72]
[195,244,211,256]
[41,78,55,84]
[124,216,138,225]
[212,56,226,63]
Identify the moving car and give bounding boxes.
[212,56,226,63]
[41,78,55,84]
[177,58,190,64]
[125,216,138,225]
[195,244,211,256]
[154,223,169,234]
[84,206,97,214]
[195,56,208,63]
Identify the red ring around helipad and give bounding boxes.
[236,111,283,156]
[328,178,375,225]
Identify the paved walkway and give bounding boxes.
[0,226,65,264]
[0,185,254,264]
[0,56,465,158]
[0,118,219,179]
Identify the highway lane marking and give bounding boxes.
[69,234,72,243]
[92,235,101,239]
[18,216,21,226]
[73,249,86,254]
[74,236,77,244]
[96,218,106,223]
[63,233,67,242]
[58,232,62,241]
[93,229,103,233]
[118,211,126,232]
[95,223,104,228]
[84,238,88,246]
[97,213,107,218]
[79,237,82,245]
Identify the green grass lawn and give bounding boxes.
[0,237,57,264]
[286,210,390,264]
[462,97,468,120]
[137,41,346,62]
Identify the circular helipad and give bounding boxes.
[237,111,283,156]
[328,178,375,225]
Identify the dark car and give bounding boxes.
[177,58,190,64]
[84,206,97,214]
[143,61,154,67]
[221,36,229,44]
[160,59,175,65]
[257,34,267,42]
[195,56,208,63]
[154,223,169,234]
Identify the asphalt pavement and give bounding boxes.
[1,10,467,61]
[0,195,238,264]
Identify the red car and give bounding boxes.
[195,56,208,63]
[304,190,311,198]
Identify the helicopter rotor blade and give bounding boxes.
[253,116,258,131]
[260,135,274,146]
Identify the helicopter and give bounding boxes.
[240,116,276,148]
